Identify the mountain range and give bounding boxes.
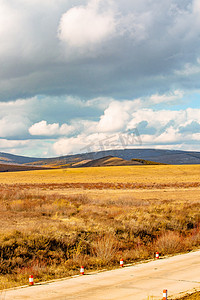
[0,149,200,169]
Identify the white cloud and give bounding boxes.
[155,126,182,143]
[0,139,28,149]
[29,120,74,136]
[128,108,187,130]
[0,115,29,137]
[186,108,200,122]
[0,93,200,157]
[53,135,86,155]
[0,0,64,59]
[29,121,59,136]
[97,101,133,132]
[192,133,200,141]
[149,90,184,104]
[1,0,200,101]
[0,138,56,157]
[52,103,200,156]
[58,0,116,49]
[59,124,74,135]
[0,2,23,56]
[53,131,128,156]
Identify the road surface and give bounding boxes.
[2,250,200,300]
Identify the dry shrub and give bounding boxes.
[92,235,119,263]
[17,259,47,277]
[122,246,151,263]
[184,227,200,250]
[65,253,89,270]
[190,228,200,245]
[155,231,182,254]
[0,183,200,288]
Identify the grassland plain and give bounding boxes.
[0,164,199,184]
[0,165,199,290]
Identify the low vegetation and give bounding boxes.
[0,179,199,289]
[131,158,166,165]
[177,291,200,299]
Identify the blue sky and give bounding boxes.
[0,0,199,157]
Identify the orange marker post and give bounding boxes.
[29,275,34,286]
[120,259,124,267]
[80,266,84,275]
[163,289,167,300]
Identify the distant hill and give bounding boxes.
[0,152,42,164]
[0,148,200,167]
[72,156,142,167]
[71,156,165,168]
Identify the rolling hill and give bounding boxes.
[0,148,200,168]
[0,152,42,164]
[72,156,142,167]
[71,156,165,168]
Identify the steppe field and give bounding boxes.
[0,165,199,289]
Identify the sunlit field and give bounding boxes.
[0,165,199,289]
[0,165,199,185]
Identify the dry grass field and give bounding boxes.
[177,291,200,300]
[0,164,199,184]
[0,165,199,289]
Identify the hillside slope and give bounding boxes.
[0,152,42,164]
[71,156,164,167]
[0,149,200,166]
[27,149,200,165]
[72,156,142,167]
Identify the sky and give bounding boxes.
[0,0,200,157]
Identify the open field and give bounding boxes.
[0,164,199,184]
[0,164,51,172]
[0,165,199,290]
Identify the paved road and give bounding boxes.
[2,250,200,300]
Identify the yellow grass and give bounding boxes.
[177,291,200,300]
[0,164,199,184]
[0,164,199,289]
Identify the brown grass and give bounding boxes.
[176,291,200,299]
[0,183,199,289]
[0,164,199,184]
[0,165,199,289]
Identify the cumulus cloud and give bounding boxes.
[52,99,200,155]
[0,0,200,160]
[53,136,86,155]
[97,101,132,132]
[0,116,29,138]
[52,132,127,156]
[0,91,199,157]
[0,0,200,101]
[58,0,116,49]
[29,121,74,136]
